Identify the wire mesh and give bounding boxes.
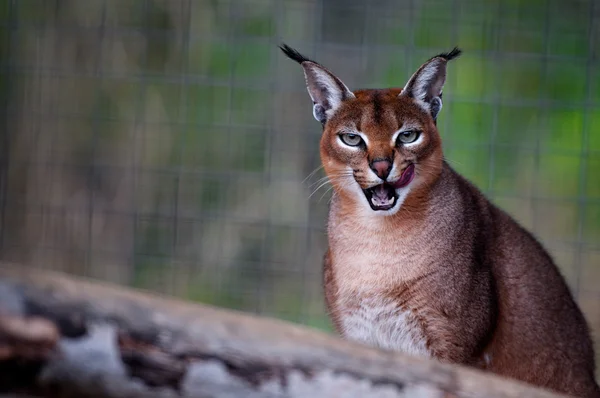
[0,0,598,372]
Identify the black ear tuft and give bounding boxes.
[434,47,462,62]
[400,47,461,120]
[279,43,315,65]
[279,42,355,125]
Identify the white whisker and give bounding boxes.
[302,165,324,184]
[308,176,331,188]
[318,185,335,203]
[308,179,333,199]
[444,156,464,168]
[307,173,355,200]
[308,173,353,188]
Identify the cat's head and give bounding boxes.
[281,44,461,216]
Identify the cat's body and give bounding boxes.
[281,44,600,397]
[325,162,598,395]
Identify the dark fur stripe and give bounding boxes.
[372,90,383,124]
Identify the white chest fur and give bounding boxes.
[338,295,431,358]
[328,207,433,359]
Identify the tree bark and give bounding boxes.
[0,264,567,398]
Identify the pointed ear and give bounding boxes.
[400,47,462,121]
[280,44,355,125]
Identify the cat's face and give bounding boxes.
[280,44,460,215]
[319,88,443,215]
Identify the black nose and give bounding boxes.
[370,159,392,180]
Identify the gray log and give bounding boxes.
[0,264,567,398]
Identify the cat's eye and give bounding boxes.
[339,133,363,147]
[396,130,421,145]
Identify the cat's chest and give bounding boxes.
[337,295,431,358]
[328,214,434,357]
[330,235,428,293]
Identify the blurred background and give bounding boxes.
[0,0,598,376]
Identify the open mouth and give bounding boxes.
[362,164,415,211]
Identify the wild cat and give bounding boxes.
[280,43,600,397]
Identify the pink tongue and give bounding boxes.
[392,164,415,189]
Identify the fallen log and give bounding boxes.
[0,263,568,398]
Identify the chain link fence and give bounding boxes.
[0,0,599,373]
